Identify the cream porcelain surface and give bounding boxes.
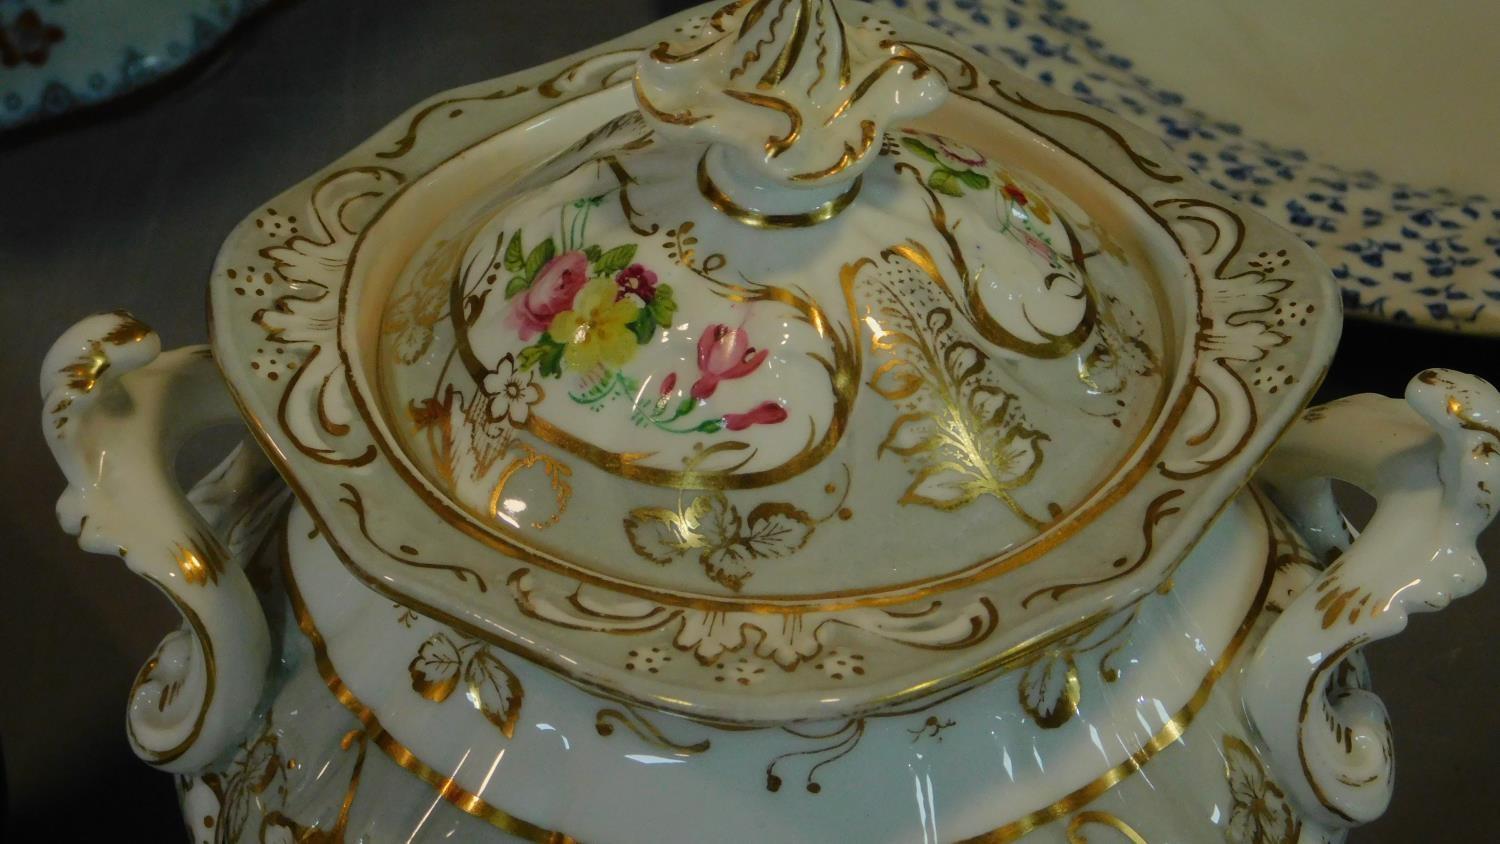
[201,0,1340,722]
[37,1,1500,842]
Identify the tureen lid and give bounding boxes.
[210,0,1339,722]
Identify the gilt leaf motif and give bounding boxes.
[864,275,1049,526]
[1019,653,1081,728]
[408,632,525,738]
[464,649,525,739]
[624,493,817,591]
[408,633,464,702]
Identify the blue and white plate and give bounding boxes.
[0,0,271,130]
[877,0,1500,335]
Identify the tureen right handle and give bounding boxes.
[42,312,284,773]
[1245,369,1500,829]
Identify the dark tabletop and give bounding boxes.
[2,0,1496,840]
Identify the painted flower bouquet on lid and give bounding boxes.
[488,196,786,436]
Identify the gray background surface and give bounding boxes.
[1,0,1496,840]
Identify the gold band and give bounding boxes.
[696,152,860,229]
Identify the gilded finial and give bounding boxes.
[635,0,948,221]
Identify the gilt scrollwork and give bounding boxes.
[255,167,407,469]
[1248,369,1500,828]
[1151,198,1293,481]
[44,313,282,773]
[508,566,998,672]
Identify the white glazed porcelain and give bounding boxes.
[201,0,1345,725]
[40,2,1500,841]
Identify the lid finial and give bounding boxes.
[635,0,949,222]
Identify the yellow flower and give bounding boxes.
[547,277,640,372]
[1030,196,1053,225]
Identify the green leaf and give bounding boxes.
[537,340,565,378]
[649,284,678,326]
[901,137,940,164]
[525,237,557,281]
[929,169,964,197]
[695,418,724,434]
[503,232,525,272]
[628,309,657,345]
[594,244,638,276]
[521,334,566,378]
[957,170,991,190]
[583,245,603,263]
[504,275,531,299]
[516,344,546,372]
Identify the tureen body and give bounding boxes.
[39,2,1499,841]
[156,473,1421,844]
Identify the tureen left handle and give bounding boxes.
[41,312,283,773]
[1245,369,1500,830]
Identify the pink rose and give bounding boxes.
[507,251,590,341]
[691,323,769,400]
[723,401,788,431]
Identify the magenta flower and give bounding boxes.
[691,323,769,400]
[723,401,788,431]
[1023,232,1055,263]
[614,264,658,302]
[658,372,677,396]
[507,251,590,341]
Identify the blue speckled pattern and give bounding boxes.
[0,0,270,130]
[876,0,1500,334]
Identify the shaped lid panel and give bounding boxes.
[371,114,1167,603]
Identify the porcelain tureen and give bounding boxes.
[40,2,1500,841]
